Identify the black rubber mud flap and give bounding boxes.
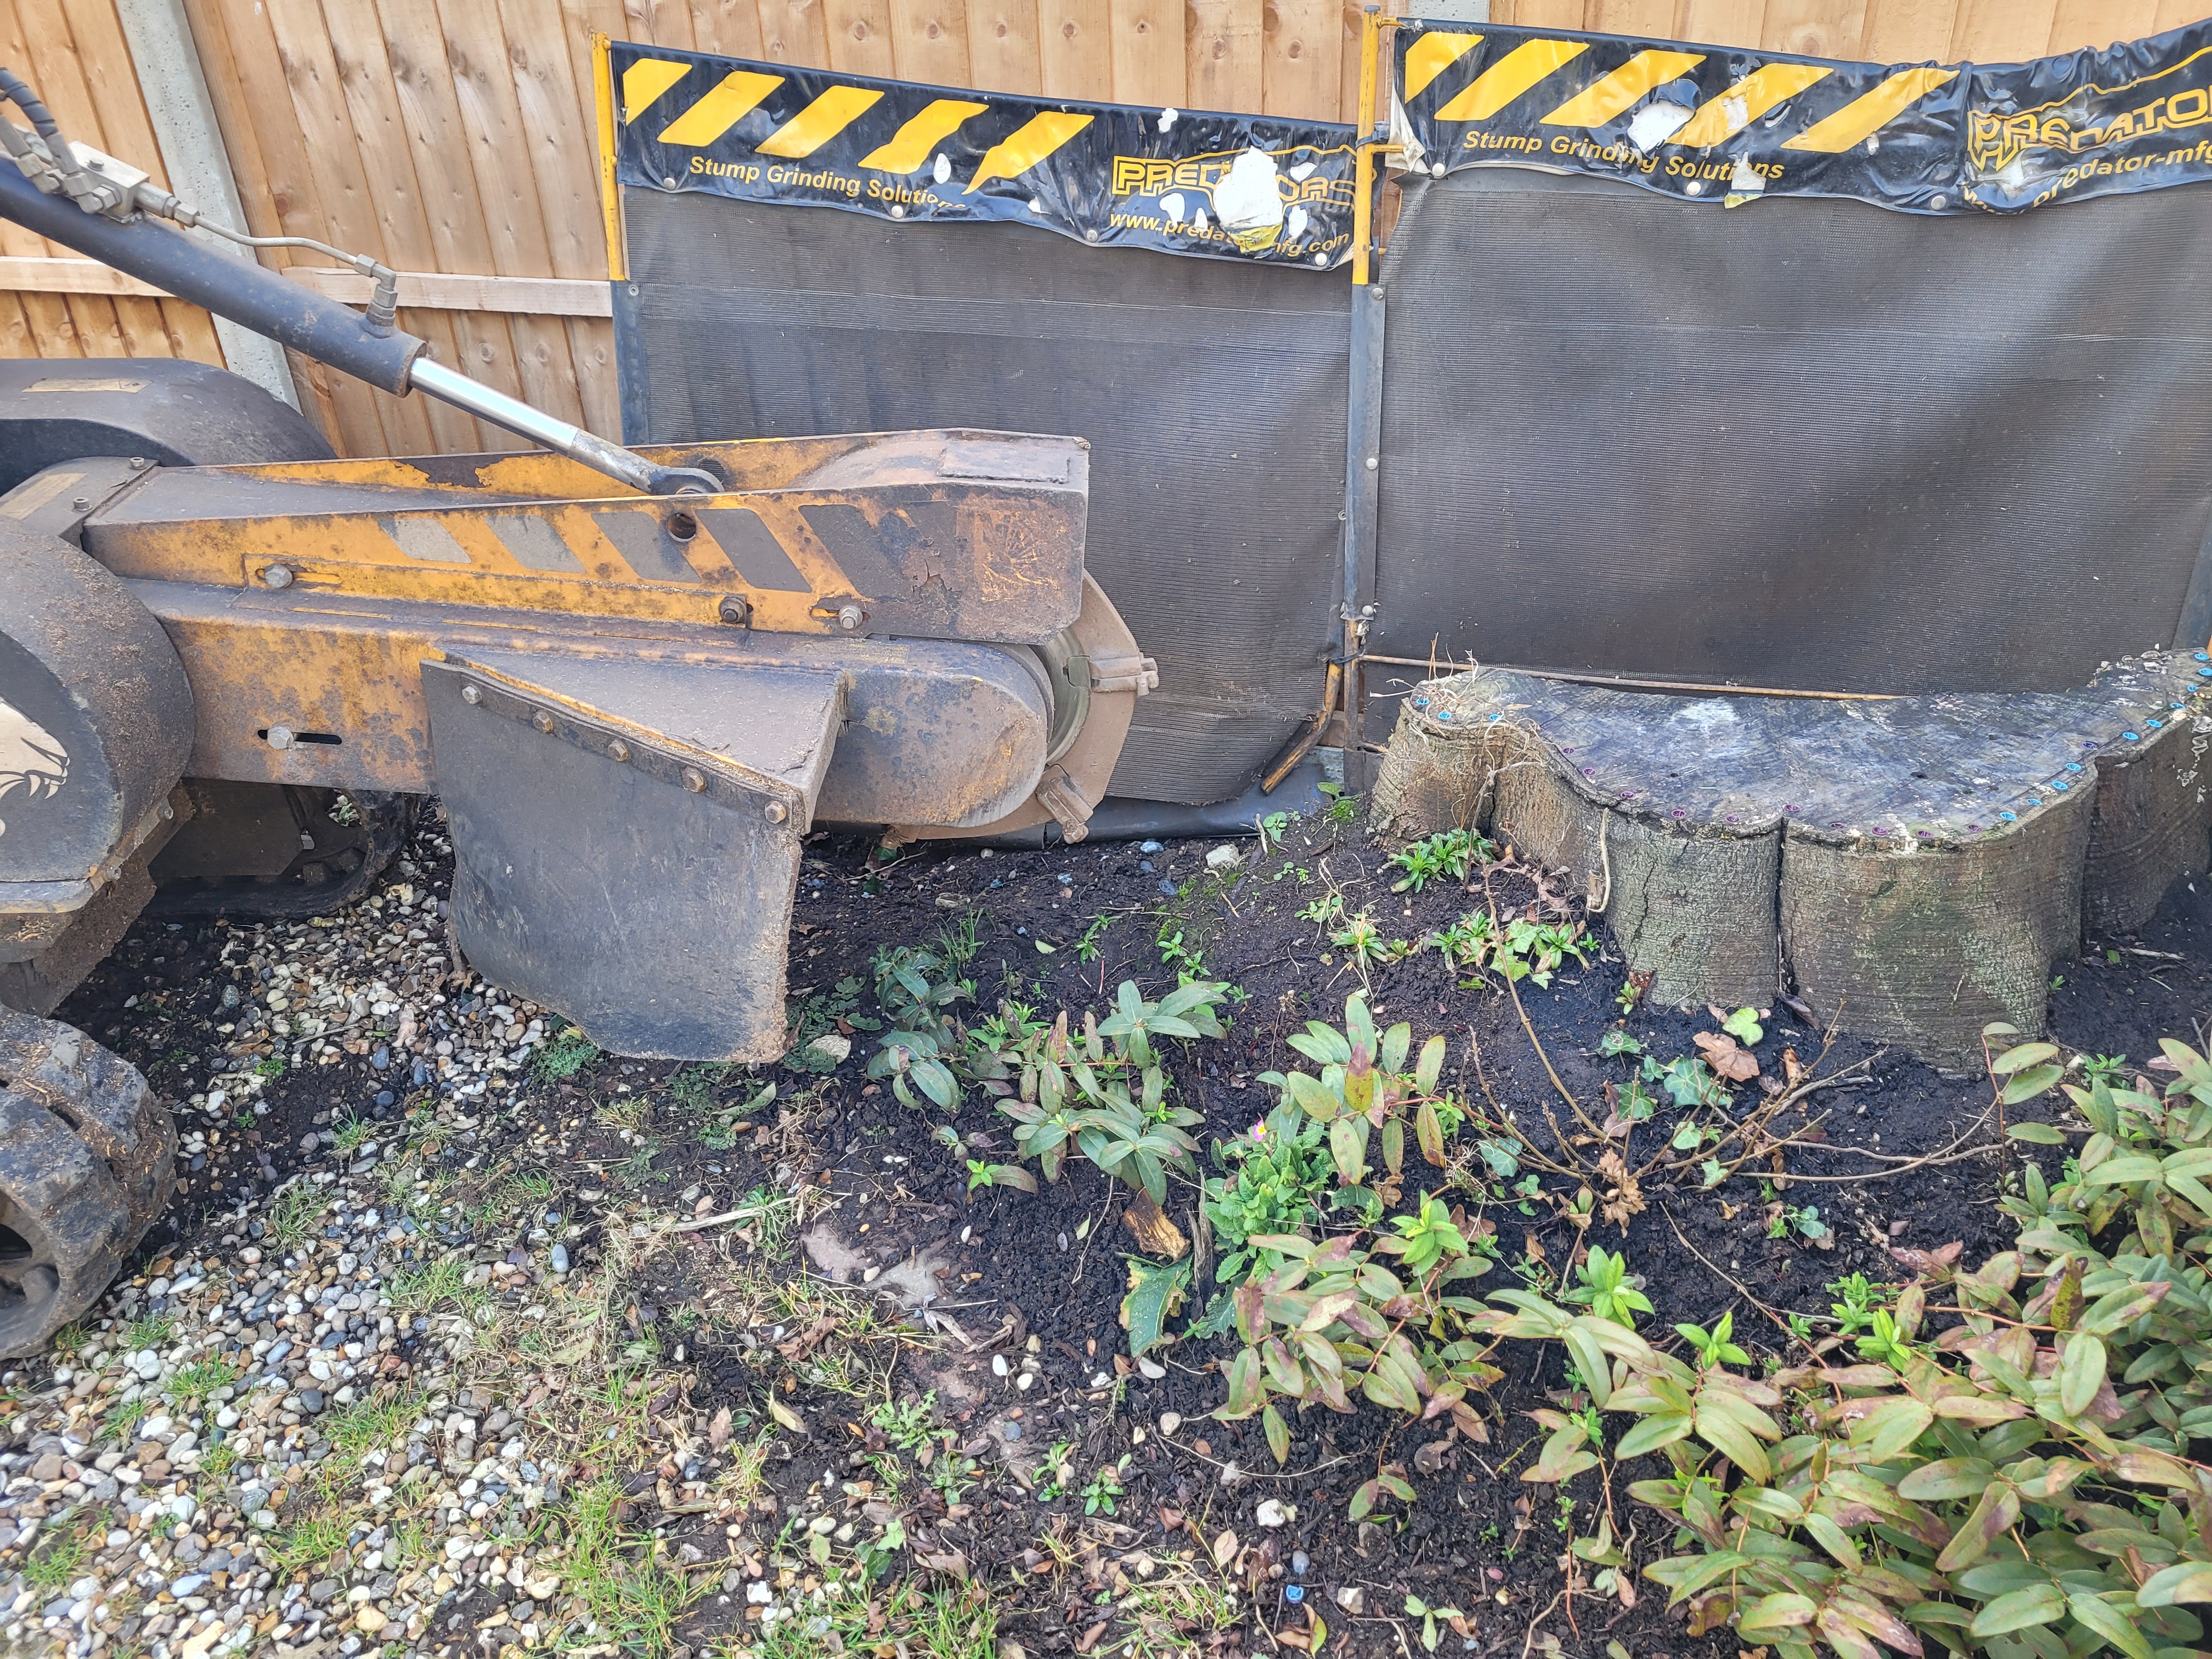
[424,650,847,1062]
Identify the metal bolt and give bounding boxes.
[764,801,788,824]
[607,739,631,763]
[71,496,90,511]
[267,725,296,750]
[533,710,556,733]
[129,456,149,470]
[836,604,863,632]
[681,766,707,793]
[718,595,751,626]
[1364,456,1378,471]
[461,684,482,705]
[663,175,678,188]
[263,565,295,590]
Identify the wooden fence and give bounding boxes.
[0,0,2204,458]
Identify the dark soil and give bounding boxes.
[55,806,2212,1659]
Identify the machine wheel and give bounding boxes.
[0,1006,175,1355]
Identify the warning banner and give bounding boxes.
[1395,17,2212,213]
[605,41,1358,267]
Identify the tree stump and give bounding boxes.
[1370,654,2212,1063]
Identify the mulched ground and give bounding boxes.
[53,804,2212,1659]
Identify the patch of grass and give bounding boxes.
[391,1258,489,1319]
[123,1312,176,1352]
[935,909,985,970]
[751,1575,999,1659]
[47,1320,92,1359]
[21,1523,87,1592]
[263,1184,329,1249]
[266,1513,351,1574]
[324,1390,417,1458]
[198,1441,238,1482]
[556,1475,704,1652]
[167,1358,241,1414]
[100,1396,154,1446]
[327,1111,374,1155]
[534,1029,602,1082]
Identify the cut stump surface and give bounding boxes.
[1370,654,2212,1061]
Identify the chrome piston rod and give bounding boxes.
[407,358,718,496]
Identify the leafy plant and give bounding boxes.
[866,947,975,1110]
[1561,1244,1652,1328]
[1082,1457,1128,1517]
[1488,1030,2212,1659]
[2078,1051,2129,1087]
[996,981,1227,1204]
[1259,993,1457,1210]
[1218,1222,1501,1473]
[1389,829,1492,893]
[1673,1310,1749,1370]
[1402,1594,1467,1653]
[1297,892,1346,932]
[1204,1103,1331,1285]
[1330,910,1385,974]
[784,977,879,1074]
[1391,1190,1470,1277]
[1722,1007,1765,1046]
[1436,910,1591,988]
[534,1029,600,1081]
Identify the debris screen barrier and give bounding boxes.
[602,19,2212,803]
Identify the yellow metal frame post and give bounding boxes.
[1352,7,1384,285]
[592,33,628,283]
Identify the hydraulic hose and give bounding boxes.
[0,67,64,149]
[0,153,425,393]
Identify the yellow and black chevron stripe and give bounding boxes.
[1396,16,2212,215]
[600,38,1361,268]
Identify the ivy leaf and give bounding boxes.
[1121,1256,1192,1358]
[1722,1007,1764,1046]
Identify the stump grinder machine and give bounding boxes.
[0,66,1150,1352]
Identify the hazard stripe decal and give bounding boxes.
[1671,61,1834,148]
[858,98,989,172]
[656,69,783,146]
[1434,38,1587,123]
[1541,49,1706,127]
[1403,32,1482,101]
[967,111,1095,192]
[1782,66,1959,153]
[621,59,691,124]
[757,84,886,157]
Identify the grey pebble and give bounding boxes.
[550,1243,571,1274]
[298,1389,325,1414]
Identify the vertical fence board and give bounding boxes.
[1761,0,1869,57]
[1037,0,1113,97]
[1187,0,1263,108]
[967,0,1041,92]
[1262,0,1341,117]
[2049,0,2162,48]
[1951,0,2061,58]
